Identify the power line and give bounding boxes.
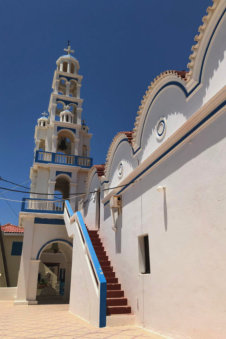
[0,177,30,190]
[0,179,128,197]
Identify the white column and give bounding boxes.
[66,82,70,96]
[67,62,71,73]
[54,79,60,94]
[52,135,57,153]
[48,180,56,199]
[15,216,35,304]
[50,103,57,123]
[77,84,81,99]
[60,62,63,72]
[69,182,77,212]
[27,260,40,304]
[77,108,82,125]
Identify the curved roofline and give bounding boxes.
[104,131,133,180]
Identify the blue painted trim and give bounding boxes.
[21,198,64,214]
[57,126,76,134]
[65,200,74,216]
[36,238,72,260]
[133,10,226,154]
[115,101,226,197]
[65,201,106,327]
[34,151,93,168]
[101,180,109,186]
[34,218,65,225]
[59,75,78,81]
[56,171,72,178]
[56,99,78,106]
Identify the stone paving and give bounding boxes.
[0,302,165,339]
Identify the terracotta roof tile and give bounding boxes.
[93,164,105,177]
[1,223,24,233]
[118,131,133,144]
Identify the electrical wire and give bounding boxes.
[0,177,30,190]
[0,180,128,197]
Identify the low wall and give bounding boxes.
[0,287,17,300]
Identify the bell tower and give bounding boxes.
[16,44,93,305]
[29,43,92,211]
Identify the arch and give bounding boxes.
[57,129,75,155]
[54,174,70,200]
[132,2,226,153]
[69,80,77,97]
[104,132,134,182]
[36,238,72,260]
[58,78,67,96]
[56,101,65,120]
[68,104,77,123]
[39,139,45,151]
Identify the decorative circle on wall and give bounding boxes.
[117,162,123,179]
[156,117,166,140]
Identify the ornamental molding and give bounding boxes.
[86,165,104,194]
[132,71,186,149]
[187,0,222,82]
[102,86,226,205]
[105,132,133,180]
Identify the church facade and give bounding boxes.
[16,0,226,338]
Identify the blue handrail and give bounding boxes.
[65,200,106,327]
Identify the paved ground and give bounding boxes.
[0,302,165,339]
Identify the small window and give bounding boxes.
[138,235,150,274]
[11,241,23,256]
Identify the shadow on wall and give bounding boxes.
[123,108,226,221]
[201,16,226,104]
[163,188,168,232]
[115,213,122,253]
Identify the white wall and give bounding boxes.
[0,287,17,300]
[69,220,100,327]
[99,110,226,338]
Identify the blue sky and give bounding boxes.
[0,0,211,225]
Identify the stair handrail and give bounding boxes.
[65,200,107,327]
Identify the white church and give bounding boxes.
[15,0,226,337]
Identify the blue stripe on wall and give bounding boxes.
[34,218,65,225]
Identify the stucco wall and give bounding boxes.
[2,235,23,287]
[99,110,226,338]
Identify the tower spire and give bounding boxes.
[64,41,74,55]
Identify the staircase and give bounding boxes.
[87,229,132,317]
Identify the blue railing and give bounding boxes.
[21,198,64,214]
[65,201,107,327]
[35,150,93,168]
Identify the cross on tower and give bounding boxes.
[64,41,74,55]
[41,112,48,117]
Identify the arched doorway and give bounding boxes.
[54,175,70,200]
[36,240,72,304]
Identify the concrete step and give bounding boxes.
[99,259,111,266]
[104,271,116,279]
[107,283,121,290]
[106,314,135,327]
[107,305,131,315]
[107,297,128,306]
[107,290,124,298]
[102,266,113,272]
[105,277,118,283]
